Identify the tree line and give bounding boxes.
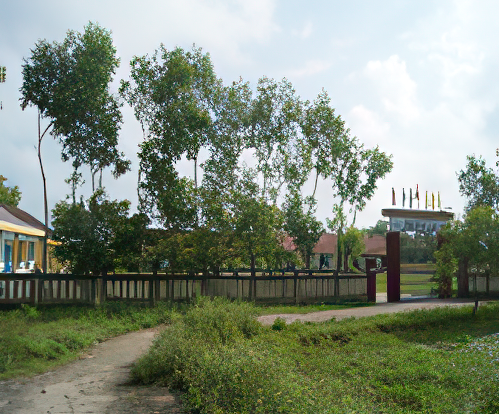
[18,22,393,275]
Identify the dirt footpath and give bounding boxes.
[0,328,184,414]
[257,298,489,326]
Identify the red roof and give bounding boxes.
[284,232,386,256]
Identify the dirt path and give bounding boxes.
[257,298,490,325]
[0,328,184,414]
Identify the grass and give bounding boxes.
[255,301,373,315]
[0,302,176,379]
[377,273,438,296]
[377,273,459,296]
[132,298,499,413]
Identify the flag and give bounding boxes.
[438,192,441,209]
[402,188,406,207]
[432,192,435,210]
[392,188,396,205]
[409,188,413,208]
[425,191,428,210]
[416,184,420,209]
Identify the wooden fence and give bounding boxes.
[0,270,369,306]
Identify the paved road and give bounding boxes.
[257,297,491,325]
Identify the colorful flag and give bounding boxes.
[438,192,441,209]
[425,191,428,210]
[432,192,435,210]
[416,184,420,209]
[392,188,396,206]
[409,188,413,208]
[402,188,406,207]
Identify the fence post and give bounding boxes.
[293,270,298,304]
[365,258,377,303]
[154,277,161,303]
[334,270,339,297]
[149,276,155,307]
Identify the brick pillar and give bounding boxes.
[386,231,401,302]
[365,258,377,303]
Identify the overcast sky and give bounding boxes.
[1,0,498,229]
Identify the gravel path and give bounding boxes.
[0,328,184,414]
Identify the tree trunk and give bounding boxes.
[38,111,52,273]
[457,257,469,298]
[305,253,311,269]
[250,253,256,273]
[311,169,319,199]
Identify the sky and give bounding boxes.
[1,0,499,230]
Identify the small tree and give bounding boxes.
[51,190,134,275]
[342,226,365,272]
[433,243,457,298]
[0,175,21,207]
[283,192,324,268]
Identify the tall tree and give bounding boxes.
[20,22,129,270]
[248,77,307,202]
[0,175,21,207]
[120,45,219,226]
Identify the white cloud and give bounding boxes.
[347,105,391,146]
[364,55,420,124]
[288,60,331,78]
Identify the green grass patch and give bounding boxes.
[132,298,499,413]
[0,302,175,379]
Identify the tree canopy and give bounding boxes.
[0,175,21,207]
[457,155,499,211]
[51,190,147,275]
[20,21,130,190]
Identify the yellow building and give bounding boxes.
[0,204,47,273]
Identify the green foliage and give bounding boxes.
[120,44,392,271]
[51,189,146,274]
[0,175,21,206]
[440,206,499,276]
[20,22,129,184]
[342,225,365,270]
[367,219,388,237]
[457,155,499,211]
[433,243,458,297]
[283,192,324,268]
[400,233,437,264]
[133,300,499,413]
[121,44,219,227]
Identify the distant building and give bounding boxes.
[284,232,386,269]
[0,204,48,273]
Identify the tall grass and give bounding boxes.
[0,302,175,378]
[132,299,499,413]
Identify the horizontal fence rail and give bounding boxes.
[0,270,369,306]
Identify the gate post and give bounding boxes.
[365,258,377,303]
[386,231,401,302]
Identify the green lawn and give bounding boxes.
[377,273,459,296]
